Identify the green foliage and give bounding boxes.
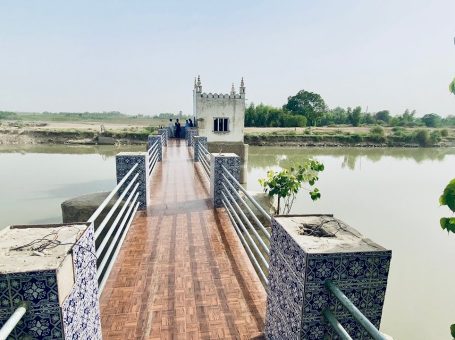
[430,130,442,144]
[441,129,449,137]
[369,125,385,136]
[0,111,18,120]
[283,90,327,126]
[439,178,455,234]
[449,78,455,95]
[375,110,391,124]
[421,113,442,127]
[348,106,362,127]
[414,129,431,146]
[259,160,324,214]
[451,323,455,338]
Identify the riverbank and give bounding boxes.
[1,123,454,147]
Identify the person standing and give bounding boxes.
[168,118,174,138]
[175,119,181,138]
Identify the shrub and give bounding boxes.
[414,129,431,146]
[430,130,442,144]
[441,129,449,137]
[369,126,385,136]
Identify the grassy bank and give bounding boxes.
[245,126,455,147]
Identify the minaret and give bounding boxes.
[239,77,245,95]
[196,75,202,93]
[230,83,236,96]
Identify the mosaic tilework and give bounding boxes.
[0,270,63,339]
[116,152,149,210]
[157,128,168,146]
[209,153,240,208]
[147,135,162,161]
[0,225,101,339]
[61,224,102,339]
[265,218,391,340]
[193,136,208,162]
[186,127,198,146]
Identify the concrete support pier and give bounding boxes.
[0,223,102,339]
[210,153,241,208]
[265,215,392,339]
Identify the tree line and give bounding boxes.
[245,90,455,128]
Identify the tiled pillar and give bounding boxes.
[186,128,198,146]
[147,135,162,161]
[210,153,240,208]
[157,128,168,146]
[0,223,102,339]
[265,215,392,340]
[116,152,149,210]
[193,136,208,162]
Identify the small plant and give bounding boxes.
[430,130,442,144]
[450,77,455,95]
[259,160,324,214]
[440,178,455,234]
[441,129,449,137]
[414,129,430,146]
[369,125,385,136]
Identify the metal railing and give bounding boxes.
[218,164,386,338]
[0,302,27,340]
[323,280,388,340]
[147,139,160,176]
[88,163,141,293]
[220,165,271,285]
[198,143,211,178]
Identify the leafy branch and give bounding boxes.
[259,160,324,214]
[439,178,455,234]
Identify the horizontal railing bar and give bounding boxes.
[200,155,210,177]
[221,173,271,240]
[222,191,269,270]
[222,199,269,285]
[88,163,138,223]
[325,280,387,340]
[94,172,139,240]
[222,183,270,256]
[96,183,139,258]
[0,302,27,340]
[98,200,140,294]
[322,309,353,340]
[221,165,271,223]
[148,152,159,174]
[97,191,139,280]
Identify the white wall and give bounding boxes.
[194,92,245,143]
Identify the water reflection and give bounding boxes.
[248,147,455,170]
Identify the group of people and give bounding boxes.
[168,118,194,138]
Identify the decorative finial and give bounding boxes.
[240,77,244,87]
[194,77,197,88]
[239,77,245,95]
[231,83,236,95]
[197,75,201,86]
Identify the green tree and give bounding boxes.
[283,90,327,126]
[421,113,442,127]
[375,110,391,124]
[348,106,362,127]
[259,160,324,214]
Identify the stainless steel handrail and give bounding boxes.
[98,200,140,293]
[221,173,271,240]
[221,191,269,271]
[221,165,271,223]
[325,280,387,340]
[221,182,270,255]
[88,163,138,223]
[222,199,269,285]
[322,309,353,340]
[94,173,139,240]
[0,302,27,340]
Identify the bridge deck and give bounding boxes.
[100,140,266,339]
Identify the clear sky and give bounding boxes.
[0,0,454,117]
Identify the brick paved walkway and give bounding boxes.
[100,139,266,339]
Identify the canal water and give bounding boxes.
[0,144,454,339]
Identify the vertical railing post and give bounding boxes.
[116,152,149,210]
[264,215,391,339]
[147,135,162,161]
[209,153,240,208]
[157,128,168,146]
[186,127,198,146]
[193,136,208,162]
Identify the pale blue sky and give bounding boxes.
[0,0,454,116]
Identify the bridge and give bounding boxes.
[0,128,392,340]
